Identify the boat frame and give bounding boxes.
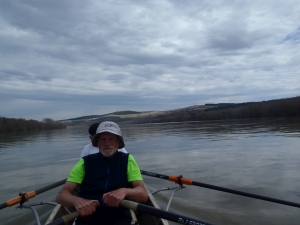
[15,184,186,225]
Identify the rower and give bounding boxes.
[56,121,148,225]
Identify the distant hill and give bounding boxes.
[60,96,300,126]
[63,111,145,121]
[59,110,159,126]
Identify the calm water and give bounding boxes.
[0,118,300,225]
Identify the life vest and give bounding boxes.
[76,152,132,224]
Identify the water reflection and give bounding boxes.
[121,118,300,142]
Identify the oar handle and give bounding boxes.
[47,211,79,225]
[120,200,217,225]
[47,201,98,225]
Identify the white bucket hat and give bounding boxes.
[92,121,125,148]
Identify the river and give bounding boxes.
[0,118,300,225]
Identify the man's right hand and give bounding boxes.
[56,181,100,217]
[74,198,99,217]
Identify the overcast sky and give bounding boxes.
[1,0,299,121]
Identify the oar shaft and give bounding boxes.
[35,179,66,195]
[120,200,216,225]
[140,170,169,180]
[0,203,7,210]
[0,178,66,210]
[140,170,193,185]
[141,170,300,208]
[191,180,300,208]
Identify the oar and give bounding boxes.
[48,200,218,225]
[140,170,300,208]
[0,178,67,210]
[121,199,217,225]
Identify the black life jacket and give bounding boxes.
[76,152,132,225]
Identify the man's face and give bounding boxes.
[97,132,119,157]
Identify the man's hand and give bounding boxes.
[74,198,99,217]
[56,181,99,217]
[102,181,148,207]
[102,188,127,207]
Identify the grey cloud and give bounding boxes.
[0,1,79,34]
[283,27,300,43]
[0,0,299,120]
[0,69,52,82]
[1,69,31,80]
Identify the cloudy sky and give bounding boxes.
[1,0,299,121]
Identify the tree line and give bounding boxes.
[0,117,67,133]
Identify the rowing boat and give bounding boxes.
[3,177,187,225]
[3,170,297,225]
[45,188,169,225]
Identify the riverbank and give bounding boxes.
[0,117,66,133]
[60,96,300,127]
